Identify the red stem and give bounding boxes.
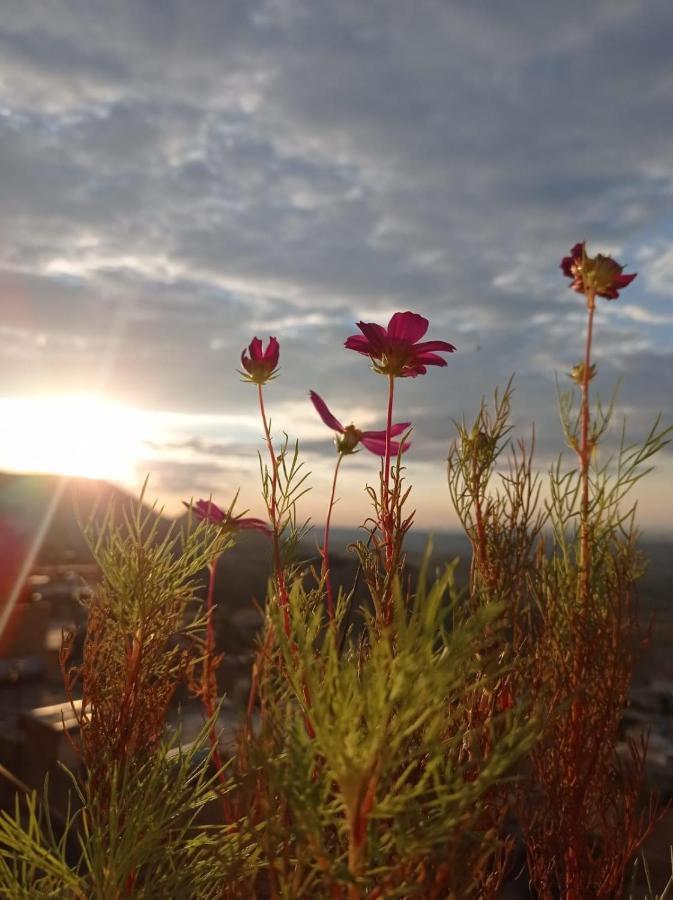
[471,458,489,596]
[566,290,597,893]
[382,374,395,569]
[579,294,596,604]
[322,453,344,621]
[257,382,290,636]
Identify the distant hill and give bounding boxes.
[0,470,671,690]
[0,472,170,565]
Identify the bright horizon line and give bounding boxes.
[1,465,672,541]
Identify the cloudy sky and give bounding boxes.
[1,0,673,534]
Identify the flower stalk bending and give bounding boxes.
[322,453,343,621]
[309,389,410,620]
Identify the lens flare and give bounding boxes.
[0,393,144,483]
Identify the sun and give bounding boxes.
[0,393,145,483]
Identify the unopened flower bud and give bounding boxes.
[569,362,597,384]
[335,424,362,454]
[463,428,494,462]
[239,336,280,384]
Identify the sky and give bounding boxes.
[1,0,673,533]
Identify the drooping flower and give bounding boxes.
[310,390,411,455]
[561,242,636,301]
[239,336,280,384]
[344,311,455,377]
[183,499,272,536]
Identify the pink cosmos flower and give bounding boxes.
[310,390,411,455]
[561,242,636,300]
[240,336,280,384]
[344,311,455,377]
[183,499,272,536]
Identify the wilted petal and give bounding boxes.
[561,242,636,301]
[309,391,344,433]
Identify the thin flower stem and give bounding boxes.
[322,452,344,621]
[257,382,290,635]
[566,290,597,890]
[579,293,596,604]
[470,453,490,596]
[382,373,396,569]
[202,556,229,816]
[256,386,315,738]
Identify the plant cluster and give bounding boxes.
[0,244,670,898]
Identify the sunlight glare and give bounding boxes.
[0,393,145,483]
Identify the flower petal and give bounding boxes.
[248,336,263,361]
[389,421,412,437]
[344,334,373,354]
[387,311,428,342]
[356,321,387,352]
[560,243,584,278]
[185,498,226,524]
[309,391,344,433]
[414,340,456,353]
[344,335,370,352]
[403,363,426,377]
[414,351,449,367]
[235,516,273,536]
[264,336,280,367]
[361,422,411,440]
[361,436,411,455]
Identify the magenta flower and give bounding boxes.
[240,336,280,384]
[344,311,455,377]
[183,499,272,536]
[310,390,411,456]
[561,242,636,301]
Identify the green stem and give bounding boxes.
[203,557,229,815]
[322,453,344,621]
[382,374,396,570]
[257,382,290,635]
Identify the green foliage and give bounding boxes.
[0,723,257,898]
[2,255,671,897]
[238,561,537,898]
[258,432,312,571]
[63,488,233,784]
